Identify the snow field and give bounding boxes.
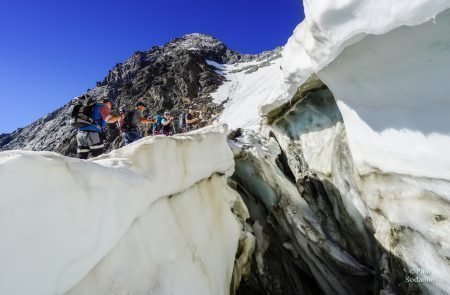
[207,57,284,131]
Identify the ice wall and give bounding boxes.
[245,0,450,293]
[262,0,450,114]
[0,126,246,295]
[263,0,450,180]
[318,9,450,180]
[67,175,241,295]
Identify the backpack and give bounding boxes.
[67,94,96,128]
[178,113,186,130]
[152,115,163,134]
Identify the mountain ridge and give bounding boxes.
[0,33,280,156]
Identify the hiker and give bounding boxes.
[122,102,155,145]
[76,97,122,159]
[160,111,175,136]
[185,105,200,131]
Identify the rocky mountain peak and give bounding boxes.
[0,32,283,157]
[0,33,258,156]
[163,33,241,64]
[169,33,226,50]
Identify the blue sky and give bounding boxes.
[0,0,303,133]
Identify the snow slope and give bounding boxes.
[0,125,245,295]
[208,53,283,130]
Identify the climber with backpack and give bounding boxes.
[121,101,155,145]
[160,111,175,136]
[177,105,200,133]
[68,95,123,159]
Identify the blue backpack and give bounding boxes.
[152,115,163,133]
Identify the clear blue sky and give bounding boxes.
[0,0,304,133]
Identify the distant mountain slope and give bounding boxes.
[0,33,279,156]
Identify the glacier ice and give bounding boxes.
[2,0,450,293]
[67,175,242,295]
[208,0,450,293]
[0,125,251,295]
[262,0,450,114]
[252,0,449,293]
[318,9,450,180]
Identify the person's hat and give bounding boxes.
[135,101,147,108]
[100,97,111,103]
[164,111,170,115]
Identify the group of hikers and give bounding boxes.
[69,95,203,159]
[118,101,200,142]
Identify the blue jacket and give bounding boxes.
[79,103,107,132]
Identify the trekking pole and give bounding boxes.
[116,119,123,135]
[171,121,176,135]
[144,123,149,137]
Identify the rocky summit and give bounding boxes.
[0,33,276,156]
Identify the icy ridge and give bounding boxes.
[0,125,237,295]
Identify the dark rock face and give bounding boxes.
[0,133,13,147]
[0,33,268,157]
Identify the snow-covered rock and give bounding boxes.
[0,125,252,295]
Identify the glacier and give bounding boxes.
[215,0,450,293]
[1,0,450,294]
